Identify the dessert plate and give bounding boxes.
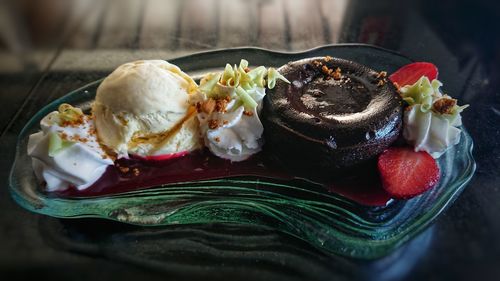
[9,44,476,259]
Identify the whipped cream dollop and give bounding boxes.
[192,86,266,161]
[400,76,468,158]
[191,59,289,161]
[27,104,113,191]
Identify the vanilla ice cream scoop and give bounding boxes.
[93,60,201,156]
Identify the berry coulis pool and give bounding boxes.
[54,149,392,207]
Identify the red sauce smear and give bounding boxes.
[55,150,392,207]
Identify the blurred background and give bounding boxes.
[0,0,350,71]
[1,0,498,77]
[1,0,498,131]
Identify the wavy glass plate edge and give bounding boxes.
[8,44,476,259]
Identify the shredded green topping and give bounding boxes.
[199,59,290,109]
[399,76,437,112]
[400,76,468,112]
[58,103,84,124]
[267,67,289,89]
[235,86,258,109]
[400,76,468,119]
[199,73,221,94]
[248,66,267,88]
[48,132,74,157]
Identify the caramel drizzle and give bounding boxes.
[128,106,197,149]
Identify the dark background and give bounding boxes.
[0,0,499,280]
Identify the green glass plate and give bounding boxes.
[9,44,476,259]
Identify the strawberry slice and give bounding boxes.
[377,147,440,199]
[389,62,438,87]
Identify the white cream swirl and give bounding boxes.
[27,110,113,191]
[403,104,463,158]
[192,59,288,162]
[400,76,468,158]
[194,87,266,161]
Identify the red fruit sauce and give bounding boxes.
[55,149,392,207]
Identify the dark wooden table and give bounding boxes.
[1,0,499,280]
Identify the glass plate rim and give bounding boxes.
[8,44,476,259]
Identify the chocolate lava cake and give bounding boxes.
[262,56,403,175]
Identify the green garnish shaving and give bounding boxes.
[267,67,289,89]
[48,132,74,157]
[198,73,221,95]
[199,59,290,109]
[235,86,258,109]
[400,76,468,118]
[58,103,84,124]
[399,76,439,111]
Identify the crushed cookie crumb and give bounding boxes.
[324,56,333,62]
[243,110,254,116]
[69,134,89,143]
[376,71,387,79]
[214,137,220,143]
[377,79,385,87]
[332,67,342,80]
[61,115,85,128]
[316,61,342,81]
[312,60,323,67]
[201,98,216,114]
[88,127,96,136]
[432,97,457,114]
[133,168,140,176]
[215,98,228,112]
[119,166,130,173]
[223,120,229,125]
[208,119,219,129]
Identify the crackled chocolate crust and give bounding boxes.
[262,56,403,174]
